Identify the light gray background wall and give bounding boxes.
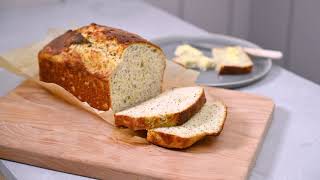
[146,0,320,85]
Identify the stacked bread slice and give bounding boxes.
[115,87,206,130]
[147,102,227,149]
[114,86,227,149]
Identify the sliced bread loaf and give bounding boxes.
[212,46,253,74]
[147,101,227,149]
[38,23,166,112]
[114,87,206,130]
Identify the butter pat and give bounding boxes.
[173,44,215,71]
[175,44,203,57]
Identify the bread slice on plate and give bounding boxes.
[212,46,253,74]
[114,87,206,130]
[147,102,227,149]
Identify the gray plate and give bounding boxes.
[152,35,272,89]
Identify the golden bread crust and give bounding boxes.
[218,65,253,75]
[77,23,155,47]
[39,30,89,57]
[39,59,111,110]
[114,88,206,130]
[147,131,205,149]
[39,23,159,59]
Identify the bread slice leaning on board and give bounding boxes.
[147,102,227,149]
[38,23,166,112]
[115,87,206,130]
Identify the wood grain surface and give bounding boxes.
[0,79,274,180]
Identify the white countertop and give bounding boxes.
[1,0,320,179]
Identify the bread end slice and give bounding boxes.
[115,87,206,130]
[147,102,227,149]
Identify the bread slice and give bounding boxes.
[38,23,166,112]
[114,87,206,130]
[212,46,253,74]
[147,102,227,149]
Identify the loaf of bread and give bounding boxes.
[115,87,206,130]
[38,23,166,112]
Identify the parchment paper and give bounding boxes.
[0,29,199,127]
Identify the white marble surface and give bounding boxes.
[0,0,320,179]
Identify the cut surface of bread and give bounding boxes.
[38,23,166,112]
[115,87,206,130]
[147,101,227,149]
[212,46,253,74]
[109,44,165,112]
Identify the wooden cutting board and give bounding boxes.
[0,78,274,180]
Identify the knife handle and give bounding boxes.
[243,47,283,60]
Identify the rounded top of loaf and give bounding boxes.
[39,23,160,55]
[38,23,164,80]
[79,23,152,46]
